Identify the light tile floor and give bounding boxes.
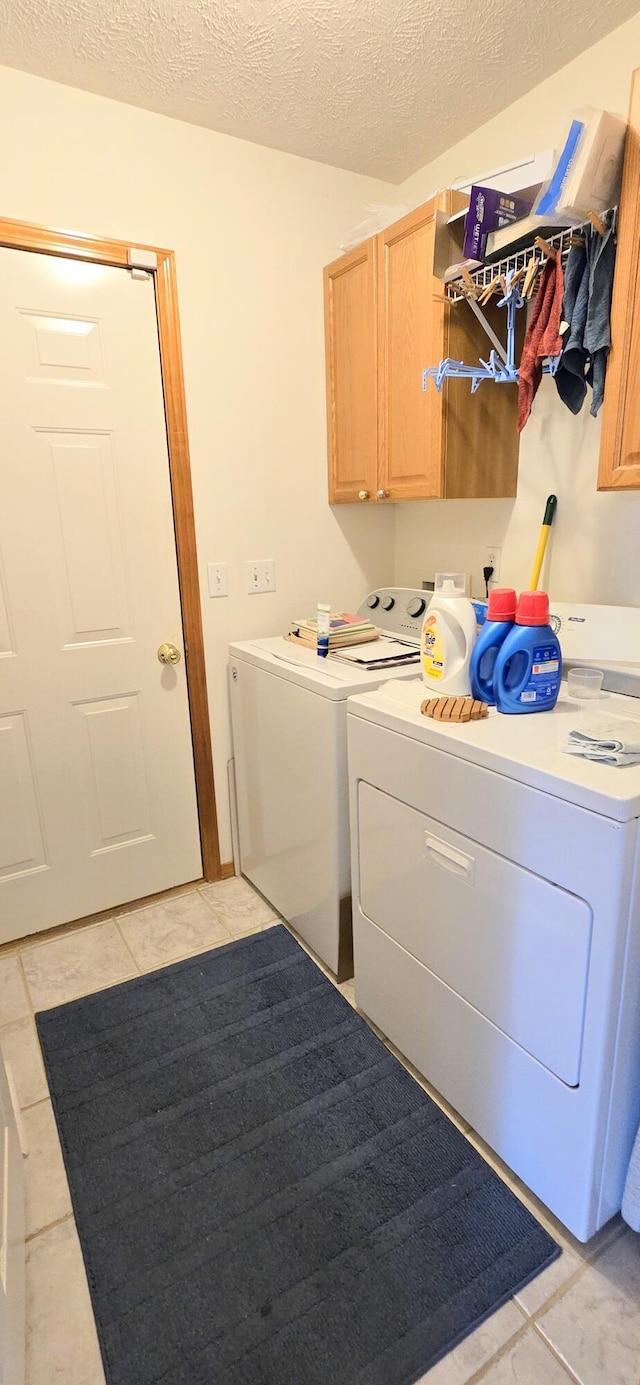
[1,879,638,1385]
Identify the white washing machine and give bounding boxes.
[347,675,640,1240]
[228,589,429,980]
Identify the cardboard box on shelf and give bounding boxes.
[432,152,554,281]
[463,186,536,261]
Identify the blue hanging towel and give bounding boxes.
[554,235,589,415]
[584,220,616,417]
[555,218,617,417]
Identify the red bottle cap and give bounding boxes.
[487,587,517,621]
[516,591,550,626]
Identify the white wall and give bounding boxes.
[394,12,640,606]
[0,64,397,864]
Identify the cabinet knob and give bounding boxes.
[358,490,370,501]
[376,489,389,500]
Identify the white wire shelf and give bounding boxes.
[444,215,613,304]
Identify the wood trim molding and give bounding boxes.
[0,214,222,881]
[0,216,168,266]
[597,68,640,490]
[220,861,236,879]
[154,252,221,880]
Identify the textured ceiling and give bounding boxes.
[0,0,637,181]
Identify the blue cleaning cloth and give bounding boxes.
[554,235,589,415]
[584,221,616,417]
[554,218,616,418]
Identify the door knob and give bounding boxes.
[157,642,181,665]
[358,490,370,500]
[376,489,389,500]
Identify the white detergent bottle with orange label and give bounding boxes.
[420,573,478,695]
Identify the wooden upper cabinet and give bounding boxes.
[324,239,378,504]
[323,193,519,504]
[598,68,640,490]
[378,200,445,499]
[443,280,522,499]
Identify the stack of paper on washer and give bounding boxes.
[330,638,420,672]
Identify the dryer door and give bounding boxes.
[358,781,593,1085]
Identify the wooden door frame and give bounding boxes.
[0,215,224,882]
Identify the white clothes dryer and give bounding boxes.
[229,589,428,980]
[347,676,640,1240]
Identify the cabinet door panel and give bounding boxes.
[324,241,378,504]
[599,68,640,489]
[378,204,445,500]
[445,299,520,499]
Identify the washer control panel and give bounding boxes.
[358,588,431,642]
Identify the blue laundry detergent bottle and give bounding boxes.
[469,587,517,706]
[493,591,562,714]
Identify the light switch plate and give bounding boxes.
[245,559,276,594]
[207,562,228,597]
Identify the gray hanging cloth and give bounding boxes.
[554,233,590,415]
[555,216,617,417]
[584,218,616,417]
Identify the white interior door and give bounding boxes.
[0,246,202,944]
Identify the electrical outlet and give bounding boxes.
[483,546,502,585]
[245,559,276,594]
[207,562,228,597]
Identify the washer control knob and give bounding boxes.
[406,597,426,618]
[366,594,379,609]
[381,596,395,612]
